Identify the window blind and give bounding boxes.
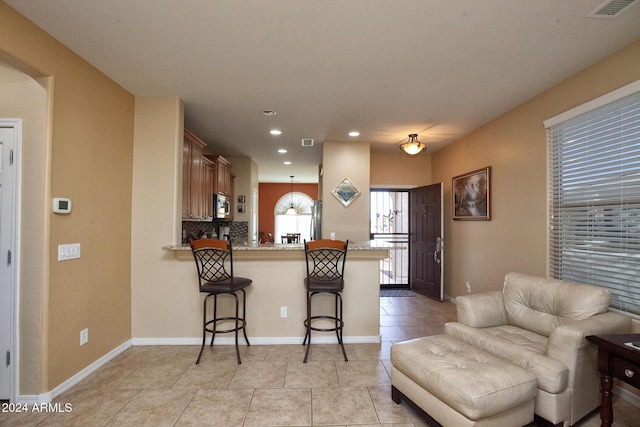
[547,88,640,315]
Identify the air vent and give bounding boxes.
[587,0,637,18]
[301,138,314,147]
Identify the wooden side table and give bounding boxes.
[586,334,640,427]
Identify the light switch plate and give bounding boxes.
[58,243,81,261]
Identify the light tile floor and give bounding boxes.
[1,293,639,426]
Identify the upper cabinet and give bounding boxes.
[183,129,206,220]
[206,155,232,196]
[201,156,215,220]
[183,129,233,221]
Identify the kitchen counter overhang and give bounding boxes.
[163,240,392,261]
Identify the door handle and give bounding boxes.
[434,237,442,264]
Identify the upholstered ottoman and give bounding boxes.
[391,335,537,427]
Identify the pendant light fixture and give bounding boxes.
[285,175,297,215]
[400,133,426,155]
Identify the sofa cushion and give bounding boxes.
[391,335,537,420]
[502,272,611,337]
[445,322,569,393]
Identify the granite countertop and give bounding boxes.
[163,240,399,251]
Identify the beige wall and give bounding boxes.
[370,151,432,187]
[1,2,134,393]
[131,97,191,338]
[432,38,640,299]
[322,142,370,241]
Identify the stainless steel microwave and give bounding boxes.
[213,194,230,219]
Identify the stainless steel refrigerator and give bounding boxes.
[310,200,322,240]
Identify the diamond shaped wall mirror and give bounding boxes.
[332,178,360,207]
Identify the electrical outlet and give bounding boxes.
[280,306,287,318]
[466,281,472,293]
[80,328,88,345]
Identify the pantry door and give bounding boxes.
[409,183,443,300]
[0,120,20,401]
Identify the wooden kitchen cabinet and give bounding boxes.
[183,131,233,221]
[182,129,206,219]
[201,156,215,219]
[206,155,232,196]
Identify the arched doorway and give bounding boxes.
[274,192,314,242]
[0,59,49,402]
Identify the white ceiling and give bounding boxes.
[6,0,640,182]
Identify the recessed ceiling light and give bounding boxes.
[278,148,287,153]
[270,129,282,135]
[349,131,360,137]
[283,161,292,165]
[262,110,277,116]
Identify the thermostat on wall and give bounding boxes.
[53,197,72,214]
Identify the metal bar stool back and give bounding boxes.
[191,239,251,364]
[302,238,349,363]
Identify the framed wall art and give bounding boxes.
[452,167,490,220]
[332,178,360,207]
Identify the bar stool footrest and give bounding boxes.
[205,317,248,335]
[304,315,344,332]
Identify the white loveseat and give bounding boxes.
[444,272,631,426]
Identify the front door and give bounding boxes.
[409,183,443,300]
[0,120,20,401]
[370,190,409,287]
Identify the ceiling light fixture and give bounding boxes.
[270,129,282,135]
[262,110,277,116]
[400,133,426,155]
[286,175,297,215]
[278,148,287,153]
[283,161,291,165]
[349,131,360,137]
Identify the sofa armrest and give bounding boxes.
[455,291,508,327]
[547,311,631,360]
[547,311,632,386]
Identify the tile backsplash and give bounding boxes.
[182,221,248,244]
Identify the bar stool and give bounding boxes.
[191,239,252,364]
[302,239,349,363]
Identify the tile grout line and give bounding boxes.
[173,388,198,427]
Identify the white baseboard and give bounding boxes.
[17,340,132,405]
[132,335,381,346]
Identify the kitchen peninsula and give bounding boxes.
[161,241,392,344]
